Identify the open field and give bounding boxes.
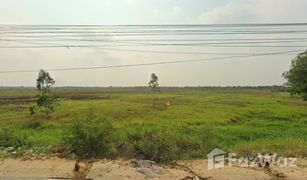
[0,87,306,159]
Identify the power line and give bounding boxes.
[0,44,306,48]
[0,49,304,74]
[1,32,307,36]
[1,23,307,30]
[1,38,307,48]
[3,36,307,42]
[1,38,301,55]
[2,38,307,44]
[90,47,300,55]
[1,25,307,36]
[1,23,307,26]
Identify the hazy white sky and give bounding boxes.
[1,0,307,24]
[0,0,307,86]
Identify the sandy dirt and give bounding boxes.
[0,157,306,180]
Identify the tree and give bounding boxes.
[283,51,307,100]
[148,73,160,108]
[30,69,58,115]
[148,73,159,93]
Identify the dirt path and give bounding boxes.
[0,157,306,180]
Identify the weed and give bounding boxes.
[0,128,27,148]
[24,120,43,129]
[64,113,114,158]
[133,129,176,163]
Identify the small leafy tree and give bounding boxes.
[148,73,160,108]
[30,69,58,115]
[283,51,307,100]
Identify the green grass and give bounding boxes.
[0,87,306,159]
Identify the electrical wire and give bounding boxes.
[0,49,304,74]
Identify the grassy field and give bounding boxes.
[0,87,306,160]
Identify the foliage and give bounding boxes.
[148,73,160,108]
[30,69,59,115]
[133,129,176,163]
[1,88,307,158]
[64,112,114,158]
[24,120,43,129]
[148,73,160,93]
[0,128,26,148]
[283,51,307,100]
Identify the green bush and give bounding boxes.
[64,117,114,158]
[133,129,176,163]
[24,120,43,129]
[0,128,26,148]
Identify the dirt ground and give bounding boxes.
[0,157,306,180]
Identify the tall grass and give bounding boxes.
[0,88,306,159]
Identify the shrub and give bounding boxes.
[24,120,43,129]
[64,117,114,158]
[0,128,26,148]
[133,129,176,163]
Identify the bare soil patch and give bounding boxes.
[0,158,306,180]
